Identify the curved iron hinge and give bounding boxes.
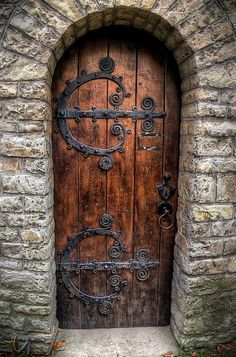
[56,214,160,315]
[53,57,166,170]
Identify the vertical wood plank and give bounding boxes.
[157,53,181,325]
[52,45,80,328]
[132,34,165,326]
[77,31,108,328]
[106,28,136,328]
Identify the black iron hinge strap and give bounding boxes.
[53,108,166,120]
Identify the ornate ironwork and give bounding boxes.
[53,57,166,169]
[156,173,176,230]
[98,156,113,171]
[57,216,160,315]
[99,213,113,229]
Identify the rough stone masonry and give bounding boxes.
[0,0,235,355]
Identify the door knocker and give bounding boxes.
[156,173,176,230]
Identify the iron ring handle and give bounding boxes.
[158,212,174,230]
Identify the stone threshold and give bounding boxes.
[54,326,178,357]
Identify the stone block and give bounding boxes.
[0,227,19,242]
[180,156,236,173]
[0,82,17,98]
[178,173,216,203]
[182,87,218,105]
[197,103,227,118]
[217,174,236,202]
[221,89,236,104]
[43,0,84,22]
[0,242,22,259]
[0,269,52,293]
[21,0,72,34]
[23,259,53,272]
[0,301,11,315]
[199,62,236,88]
[24,194,53,212]
[25,158,51,174]
[13,304,50,316]
[228,256,236,272]
[153,18,173,43]
[195,38,236,69]
[173,40,193,64]
[164,0,203,25]
[187,19,233,52]
[192,204,234,222]
[3,27,52,64]
[181,73,199,92]
[26,292,53,306]
[19,81,51,103]
[3,174,50,195]
[0,120,18,132]
[21,241,54,261]
[0,158,21,172]
[11,211,52,230]
[4,102,50,121]
[175,247,226,275]
[182,102,227,118]
[0,49,48,81]
[0,5,12,21]
[0,135,49,158]
[0,257,22,270]
[88,11,103,31]
[10,9,60,49]
[194,121,236,138]
[194,136,232,157]
[62,24,76,49]
[179,270,236,296]
[0,196,23,212]
[176,234,224,258]
[23,315,53,333]
[176,3,223,39]
[224,237,236,254]
[17,121,47,133]
[20,225,54,244]
[0,289,26,303]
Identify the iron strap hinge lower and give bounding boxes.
[57,259,160,272]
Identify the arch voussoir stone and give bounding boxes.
[0,0,235,354]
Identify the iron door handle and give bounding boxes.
[156,173,176,230]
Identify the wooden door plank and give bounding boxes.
[157,53,180,325]
[106,28,136,327]
[52,45,80,328]
[132,35,165,326]
[77,32,108,328]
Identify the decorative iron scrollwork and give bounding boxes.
[53,57,166,170]
[99,213,113,229]
[156,173,176,230]
[98,156,113,171]
[57,215,160,315]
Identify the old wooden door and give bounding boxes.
[52,27,180,329]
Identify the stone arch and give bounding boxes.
[0,1,235,354]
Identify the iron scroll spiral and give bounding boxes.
[141,97,155,111]
[99,57,115,73]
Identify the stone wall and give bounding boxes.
[0,0,235,354]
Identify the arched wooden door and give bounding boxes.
[52,27,180,329]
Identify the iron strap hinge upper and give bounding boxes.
[53,108,166,120]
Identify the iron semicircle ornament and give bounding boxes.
[53,56,167,170]
[57,215,160,315]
